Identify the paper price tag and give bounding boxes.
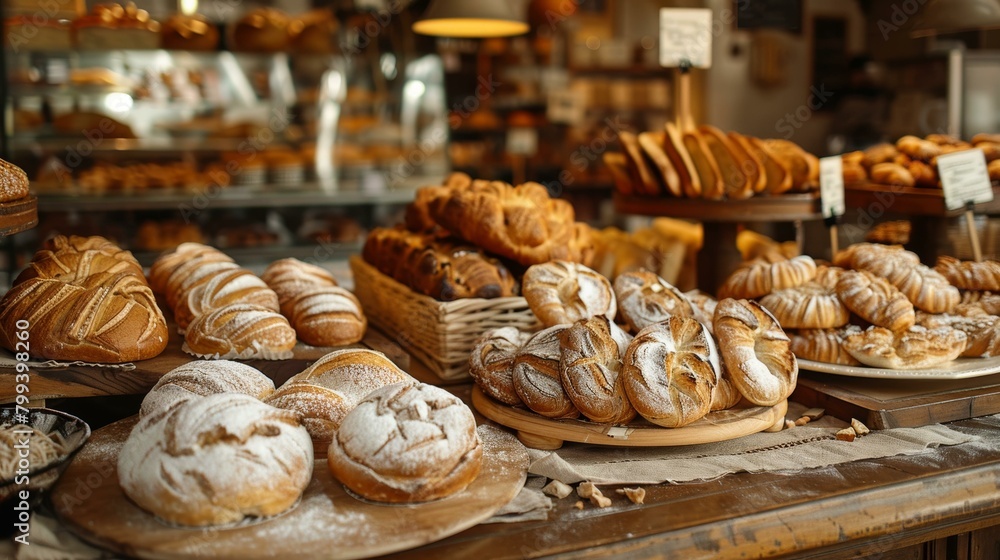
[547,90,585,125]
[819,156,846,219]
[659,8,713,69]
[507,127,538,156]
[938,148,995,211]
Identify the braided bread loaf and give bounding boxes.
[0,235,168,362]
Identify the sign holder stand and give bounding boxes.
[964,201,983,262]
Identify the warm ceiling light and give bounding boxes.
[911,0,1000,37]
[412,0,529,38]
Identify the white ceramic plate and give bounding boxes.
[797,356,1000,380]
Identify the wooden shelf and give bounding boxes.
[845,183,1000,216]
[614,192,823,222]
[0,195,38,236]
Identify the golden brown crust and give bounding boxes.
[523,261,616,328]
[512,325,579,419]
[935,256,1000,292]
[613,270,694,332]
[470,327,530,406]
[620,131,661,196]
[896,135,942,161]
[746,136,793,195]
[622,316,720,427]
[231,7,290,52]
[713,299,797,406]
[0,157,29,203]
[962,291,1000,315]
[835,243,959,313]
[788,328,860,366]
[288,348,415,408]
[182,303,297,360]
[917,307,1000,358]
[718,255,817,300]
[559,316,636,424]
[682,130,724,200]
[664,122,702,197]
[842,325,967,369]
[160,13,218,50]
[870,163,915,188]
[637,131,681,197]
[264,382,351,450]
[763,139,818,192]
[140,360,275,418]
[699,125,753,200]
[174,268,280,331]
[758,282,850,329]
[836,270,916,331]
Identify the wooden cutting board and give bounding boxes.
[793,370,1000,429]
[52,416,529,560]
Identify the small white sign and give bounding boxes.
[507,127,538,156]
[659,8,713,69]
[547,90,585,125]
[819,156,846,219]
[938,148,995,211]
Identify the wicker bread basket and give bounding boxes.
[349,256,541,380]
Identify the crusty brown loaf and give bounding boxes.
[469,327,530,406]
[327,382,482,503]
[512,325,579,419]
[362,227,517,301]
[935,256,1000,292]
[613,270,694,332]
[685,289,718,333]
[0,235,168,363]
[841,325,967,369]
[622,317,720,427]
[264,382,350,452]
[763,139,819,192]
[182,302,297,360]
[0,157,30,202]
[699,125,753,200]
[523,261,616,328]
[758,282,850,329]
[174,268,280,331]
[559,316,636,424]
[286,348,415,409]
[118,393,313,527]
[428,180,582,265]
[261,258,338,304]
[713,299,797,406]
[139,360,275,418]
[148,242,232,294]
[836,270,915,331]
[718,255,817,300]
[788,328,860,366]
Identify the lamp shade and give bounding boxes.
[911,0,1000,37]
[412,0,529,38]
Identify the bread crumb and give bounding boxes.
[794,417,810,426]
[836,427,857,442]
[802,408,825,420]
[616,487,646,505]
[573,500,584,510]
[851,418,870,436]
[784,419,796,430]
[592,493,612,508]
[542,480,573,499]
[577,481,611,508]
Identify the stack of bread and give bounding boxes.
[0,235,168,363]
[843,133,1000,189]
[362,172,594,301]
[718,242,1000,369]
[587,218,702,287]
[120,350,483,526]
[471,260,798,428]
[605,123,820,200]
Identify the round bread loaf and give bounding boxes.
[836,270,915,331]
[327,382,483,503]
[758,282,850,329]
[264,382,350,451]
[118,393,313,527]
[512,325,579,419]
[718,255,817,300]
[714,298,797,406]
[0,157,30,203]
[613,270,694,332]
[139,360,275,417]
[469,327,530,406]
[559,316,635,424]
[685,290,718,333]
[287,348,415,408]
[522,261,616,327]
[622,317,720,428]
[174,268,280,331]
[182,302,297,360]
[281,286,367,347]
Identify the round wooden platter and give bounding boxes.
[472,386,788,450]
[0,195,38,236]
[51,416,529,560]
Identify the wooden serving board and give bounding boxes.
[0,195,38,237]
[52,417,529,560]
[472,386,787,449]
[845,183,1000,216]
[0,328,409,404]
[793,369,1000,429]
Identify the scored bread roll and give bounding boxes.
[0,158,29,202]
[148,243,232,294]
[182,302,297,360]
[165,259,241,312]
[559,316,636,424]
[614,270,694,332]
[327,382,483,503]
[512,325,579,419]
[836,270,915,331]
[174,268,280,331]
[718,255,817,300]
[139,360,275,418]
[264,382,350,452]
[788,328,860,366]
[522,261,616,327]
[622,317,720,428]
[469,327,531,406]
[758,282,850,329]
[286,348,415,409]
[281,286,367,347]
[714,299,797,407]
[685,290,719,334]
[261,258,338,303]
[118,393,313,527]
[841,325,967,369]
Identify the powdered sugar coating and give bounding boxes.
[614,271,694,332]
[289,349,415,409]
[713,298,797,406]
[523,261,616,327]
[183,302,296,360]
[842,324,968,369]
[139,360,275,417]
[469,327,530,406]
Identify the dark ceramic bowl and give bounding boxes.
[0,407,91,504]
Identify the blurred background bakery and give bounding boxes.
[1,0,999,288]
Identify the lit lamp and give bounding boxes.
[412,0,529,38]
[911,0,1000,36]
